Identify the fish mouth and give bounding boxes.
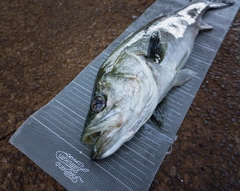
[81,110,123,144]
[81,129,102,145]
[84,128,121,160]
[91,150,101,160]
[91,134,111,160]
[89,132,101,143]
[91,126,134,160]
[91,147,105,160]
[91,145,112,160]
[90,130,117,160]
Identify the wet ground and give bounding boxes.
[0,0,239,190]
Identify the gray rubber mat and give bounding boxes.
[9,0,239,190]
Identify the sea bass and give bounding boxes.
[81,0,234,160]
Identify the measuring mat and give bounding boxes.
[10,0,239,190]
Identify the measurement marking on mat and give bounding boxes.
[41,114,79,144]
[73,81,92,94]
[50,108,83,131]
[166,97,183,107]
[182,84,192,91]
[102,51,109,56]
[90,65,98,72]
[115,39,122,44]
[169,108,182,116]
[69,91,90,107]
[190,55,211,66]
[164,122,172,128]
[60,97,86,116]
[119,148,149,170]
[168,93,184,103]
[85,73,96,81]
[56,100,85,120]
[191,53,210,63]
[204,32,223,41]
[195,41,215,52]
[144,123,171,139]
[145,124,175,145]
[137,131,162,147]
[209,11,232,22]
[94,161,134,191]
[176,88,194,98]
[66,93,89,110]
[129,139,156,158]
[46,110,78,133]
[126,28,134,33]
[132,136,158,152]
[168,102,181,111]
[52,105,83,126]
[114,153,145,175]
[84,73,95,83]
[56,100,85,122]
[72,87,91,100]
[164,116,174,123]
[108,157,142,184]
[61,97,86,113]
[79,79,93,89]
[124,145,155,166]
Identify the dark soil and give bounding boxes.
[0,0,239,190]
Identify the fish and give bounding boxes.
[81,0,234,160]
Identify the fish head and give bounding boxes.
[81,52,151,159]
[81,75,132,159]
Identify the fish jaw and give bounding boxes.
[91,125,135,160]
[82,107,134,160]
[81,110,123,144]
[91,130,119,160]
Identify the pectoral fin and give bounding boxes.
[173,69,196,87]
[147,31,167,63]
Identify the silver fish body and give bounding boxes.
[81,0,234,160]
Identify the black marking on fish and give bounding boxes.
[147,31,166,63]
[188,8,198,18]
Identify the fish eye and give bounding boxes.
[91,95,106,113]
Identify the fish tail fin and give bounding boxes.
[196,0,235,30]
[207,0,235,9]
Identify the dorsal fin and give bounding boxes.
[147,31,166,63]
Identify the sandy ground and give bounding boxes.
[0,0,239,190]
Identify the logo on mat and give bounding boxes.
[55,151,89,183]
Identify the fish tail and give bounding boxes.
[206,0,235,8]
[192,0,235,30]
